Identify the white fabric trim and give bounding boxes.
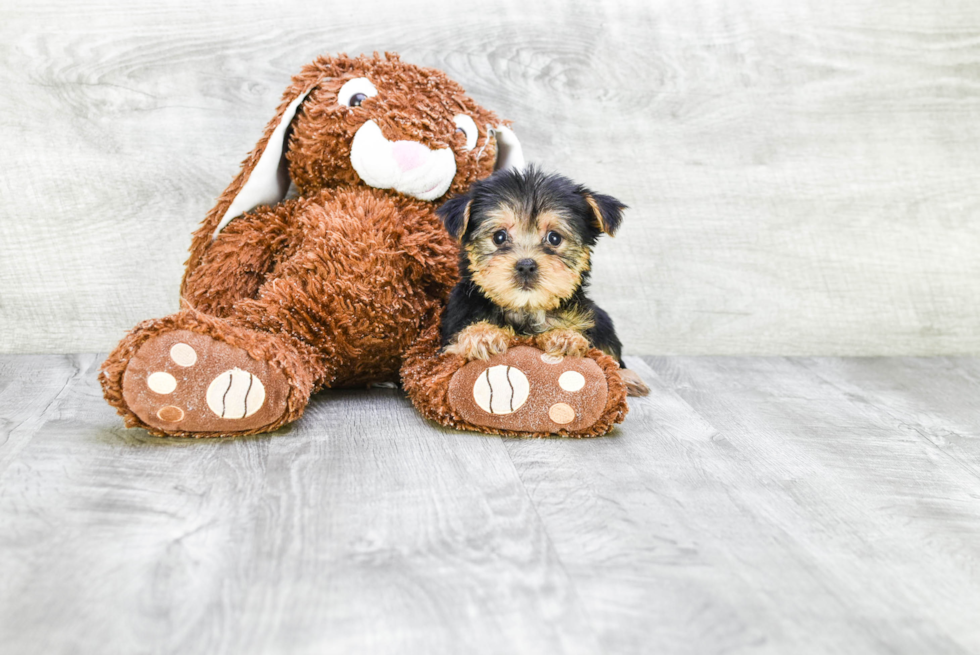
[453,114,478,150]
[493,125,525,171]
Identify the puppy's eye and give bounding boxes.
[547,231,563,246]
[492,230,508,246]
[337,77,377,108]
[453,114,478,151]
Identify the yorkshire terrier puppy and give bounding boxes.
[437,165,650,396]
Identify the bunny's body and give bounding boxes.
[186,187,457,389]
[101,53,513,435]
[100,52,629,438]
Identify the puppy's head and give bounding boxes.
[438,166,626,311]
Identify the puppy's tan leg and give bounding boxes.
[445,322,515,361]
[619,368,651,397]
[535,329,591,359]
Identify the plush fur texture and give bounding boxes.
[100,52,631,438]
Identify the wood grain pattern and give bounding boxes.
[639,355,980,654]
[2,353,980,653]
[0,355,599,655]
[2,0,979,354]
[0,354,93,475]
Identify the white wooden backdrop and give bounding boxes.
[2,0,979,355]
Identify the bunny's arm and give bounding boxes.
[180,198,305,317]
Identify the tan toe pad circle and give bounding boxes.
[548,403,575,424]
[157,406,184,422]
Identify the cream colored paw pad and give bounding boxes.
[473,365,529,415]
[147,371,177,394]
[540,353,564,364]
[558,371,585,392]
[170,342,198,367]
[206,368,266,419]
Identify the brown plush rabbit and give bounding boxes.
[100,52,628,438]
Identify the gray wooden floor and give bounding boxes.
[1,355,979,654]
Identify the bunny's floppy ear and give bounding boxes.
[210,84,320,240]
[492,125,525,171]
[181,74,323,293]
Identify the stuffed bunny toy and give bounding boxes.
[100,52,628,438]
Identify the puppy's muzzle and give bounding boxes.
[514,258,539,288]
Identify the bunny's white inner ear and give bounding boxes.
[492,125,525,171]
[211,83,319,240]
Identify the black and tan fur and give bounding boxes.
[437,166,649,395]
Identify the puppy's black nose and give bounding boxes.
[515,258,538,278]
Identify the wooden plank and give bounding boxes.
[644,355,980,653]
[0,355,600,655]
[0,354,93,476]
[506,355,980,654]
[797,357,980,477]
[3,0,980,355]
[504,356,768,655]
[3,354,980,652]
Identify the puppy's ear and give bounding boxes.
[582,191,627,237]
[437,194,473,242]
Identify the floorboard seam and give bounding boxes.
[496,435,606,653]
[792,357,980,484]
[0,354,97,480]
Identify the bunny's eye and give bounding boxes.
[453,114,479,151]
[338,77,377,108]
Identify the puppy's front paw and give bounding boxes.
[619,368,651,397]
[535,329,591,359]
[445,322,514,361]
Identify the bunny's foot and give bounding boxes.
[448,346,611,435]
[101,312,313,437]
[119,330,291,435]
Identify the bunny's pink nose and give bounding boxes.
[392,140,430,172]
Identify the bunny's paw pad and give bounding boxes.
[448,346,608,434]
[121,330,290,435]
